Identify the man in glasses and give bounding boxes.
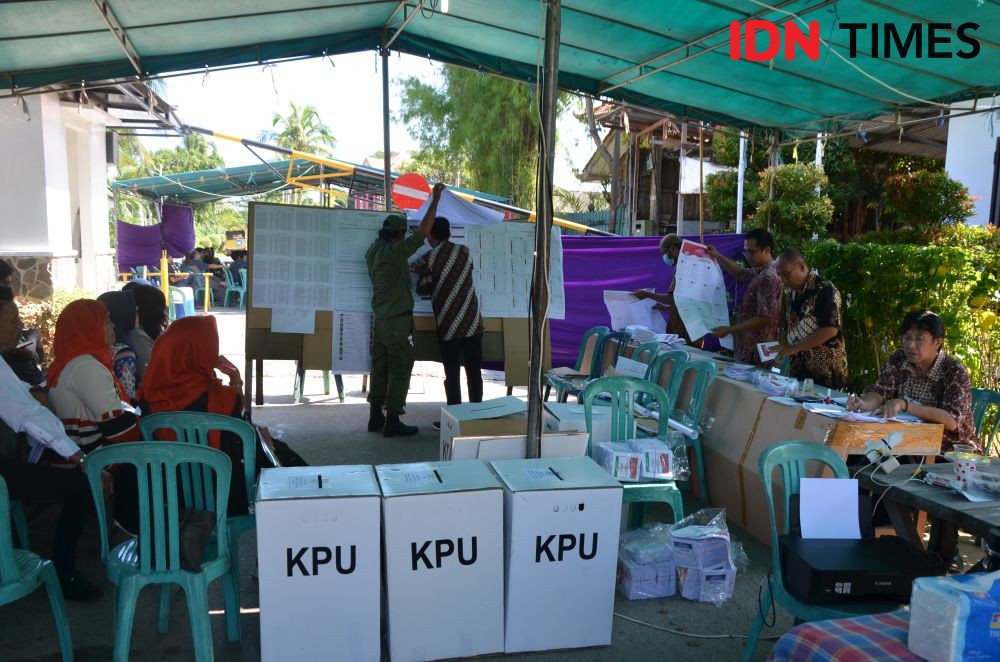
[706,228,782,366]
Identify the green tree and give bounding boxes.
[750,163,833,244]
[398,65,569,206]
[259,101,337,156]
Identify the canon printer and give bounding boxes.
[778,495,941,604]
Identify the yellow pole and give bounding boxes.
[159,250,169,301]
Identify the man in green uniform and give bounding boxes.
[366,182,445,436]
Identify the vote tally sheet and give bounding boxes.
[672,240,733,350]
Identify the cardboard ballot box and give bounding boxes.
[439,396,528,459]
[543,401,616,444]
[490,457,623,653]
[446,431,589,461]
[256,466,382,662]
[377,460,505,662]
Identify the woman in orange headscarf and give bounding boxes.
[48,298,143,535]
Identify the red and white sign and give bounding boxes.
[391,172,431,210]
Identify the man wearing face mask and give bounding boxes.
[631,234,704,347]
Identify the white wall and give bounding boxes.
[0,96,50,251]
[945,99,1000,227]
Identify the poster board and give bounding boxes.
[245,202,553,386]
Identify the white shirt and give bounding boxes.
[0,358,80,459]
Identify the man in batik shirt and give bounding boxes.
[707,228,782,365]
[773,247,849,390]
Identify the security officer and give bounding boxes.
[366,182,445,436]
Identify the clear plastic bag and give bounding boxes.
[620,523,673,565]
[669,508,736,605]
[617,524,676,600]
[594,442,642,482]
[626,433,690,482]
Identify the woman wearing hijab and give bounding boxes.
[121,281,167,381]
[97,290,138,399]
[48,298,142,531]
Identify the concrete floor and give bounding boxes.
[8,308,966,661]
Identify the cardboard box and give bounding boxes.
[543,402,614,444]
[446,432,589,461]
[490,457,623,653]
[377,460,505,662]
[256,466,382,662]
[439,396,528,460]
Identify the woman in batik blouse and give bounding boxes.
[847,310,978,454]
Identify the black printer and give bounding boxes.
[778,495,941,604]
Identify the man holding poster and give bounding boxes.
[670,240,734,351]
[631,234,704,347]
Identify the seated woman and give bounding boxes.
[137,316,282,517]
[47,299,143,531]
[121,281,167,381]
[97,290,138,400]
[848,310,979,453]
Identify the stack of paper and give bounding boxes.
[671,523,735,604]
[619,557,676,600]
[677,562,737,602]
[654,333,686,347]
[723,363,756,382]
[625,325,658,345]
[594,442,642,482]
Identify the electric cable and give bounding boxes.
[613,612,782,641]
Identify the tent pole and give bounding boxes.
[698,126,704,242]
[526,0,560,460]
[381,45,392,211]
[736,130,746,234]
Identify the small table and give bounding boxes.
[769,612,919,661]
[856,464,1000,563]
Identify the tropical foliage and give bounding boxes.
[259,101,337,156]
[750,163,833,244]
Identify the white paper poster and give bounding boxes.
[673,240,733,350]
[603,290,666,332]
[799,477,861,539]
[270,307,316,334]
[331,311,374,374]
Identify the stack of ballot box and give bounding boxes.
[489,457,622,653]
[256,466,382,662]
[670,509,737,604]
[376,460,505,662]
[617,525,676,600]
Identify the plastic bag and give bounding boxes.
[626,433,690,482]
[617,524,676,600]
[669,508,736,605]
[620,523,673,565]
[594,442,642,482]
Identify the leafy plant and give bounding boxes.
[750,163,833,244]
[805,224,1000,392]
[882,170,974,232]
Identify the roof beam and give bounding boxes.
[383,0,423,51]
[90,0,142,76]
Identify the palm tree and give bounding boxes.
[259,101,337,156]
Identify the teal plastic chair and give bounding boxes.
[972,388,1000,456]
[192,271,217,308]
[544,326,607,402]
[669,358,717,507]
[582,376,684,528]
[632,341,663,369]
[140,412,257,610]
[85,442,240,662]
[221,268,246,308]
[743,440,901,661]
[10,500,29,549]
[644,349,689,407]
[563,330,630,404]
[0,476,73,661]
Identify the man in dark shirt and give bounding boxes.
[366,183,445,437]
[414,217,485,409]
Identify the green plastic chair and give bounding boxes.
[632,341,663,369]
[221,268,246,309]
[743,440,901,661]
[0,476,73,661]
[544,326,607,402]
[645,349,689,407]
[10,500,29,549]
[192,270,218,308]
[582,376,684,528]
[562,330,631,404]
[669,358,718,507]
[84,442,240,662]
[140,412,257,610]
[972,388,1000,456]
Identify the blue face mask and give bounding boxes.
[663,254,674,266]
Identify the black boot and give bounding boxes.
[367,404,385,432]
[383,413,418,437]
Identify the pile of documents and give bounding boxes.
[624,325,659,345]
[722,363,756,382]
[594,442,642,482]
[670,509,737,604]
[595,437,688,482]
[756,373,793,397]
[617,525,676,600]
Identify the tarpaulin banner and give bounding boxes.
[550,234,746,367]
[162,204,196,258]
[115,221,162,271]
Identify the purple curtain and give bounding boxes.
[550,233,747,367]
[116,221,163,271]
[162,204,195,258]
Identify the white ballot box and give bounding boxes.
[377,460,505,662]
[439,396,528,459]
[490,457,623,653]
[543,402,615,444]
[256,466,382,662]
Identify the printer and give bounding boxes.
[778,495,941,604]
